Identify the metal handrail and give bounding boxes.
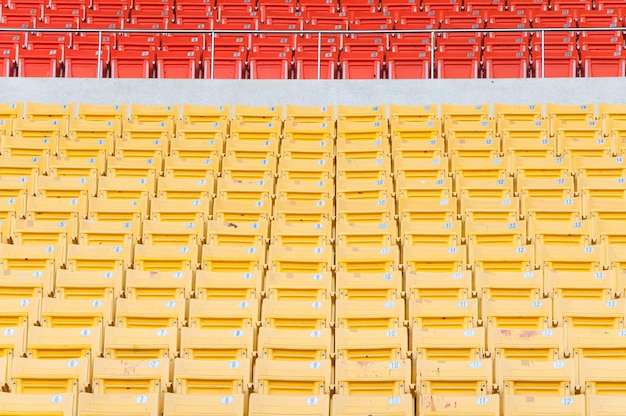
[2,26,623,79]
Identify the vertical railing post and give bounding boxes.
[317,31,321,80]
[430,30,435,79]
[97,30,102,79]
[210,31,215,80]
[541,29,545,79]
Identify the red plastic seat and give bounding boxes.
[551,0,592,12]
[110,47,154,78]
[395,13,440,29]
[340,45,384,79]
[530,32,576,53]
[389,33,431,53]
[423,0,461,13]
[257,0,297,18]
[464,0,504,12]
[258,15,303,30]
[299,0,339,14]
[26,33,71,56]
[116,34,161,51]
[577,12,621,28]
[438,32,483,52]
[484,45,528,78]
[71,33,116,53]
[533,47,578,78]
[380,0,418,14]
[485,12,529,29]
[581,47,625,77]
[156,47,201,78]
[251,33,297,52]
[248,46,292,79]
[203,48,246,79]
[0,33,24,50]
[508,0,547,12]
[161,34,205,51]
[532,13,574,28]
[580,31,623,52]
[296,33,342,54]
[387,46,430,78]
[595,0,626,11]
[304,14,348,30]
[133,0,174,11]
[0,48,16,77]
[83,7,126,29]
[18,46,62,77]
[41,4,84,27]
[0,14,37,28]
[436,44,481,78]
[484,32,529,51]
[294,46,338,79]
[64,47,108,78]
[209,33,251,54]
[343,34,389,52]
[217,6,257,21]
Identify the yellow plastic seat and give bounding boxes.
[447,120,498,159]
[337,221,396,247]
[558,120,609,158]
[4,119,59,161]
[413,327,485,361]
[88,197,147,223]
[249,394,330,416]
[216,178,273,203]
[466,220,527,248]
[406,270,471,301]
[278,157,333,183]
[337,121,389,155]
[10,356,89,395]
[66,244,127,272]
[181,103,230,124]
[265,271,331,301]
[335,299,404,330]
[286,105,334,124]
[395,158,448,185]
[174,357,251,395]
[98,176,153,200]
[547,102,595,137]
[150,197,208,224]
[398,197,457,223]
[539,243,602,273]
[390,103,438,123]
[403,245,467,273]
[568,328,626,360]
[103,326,176,360]
[171,121,225,160]
[142,220,202,252]
[77,102,126,137]
[532,219,591,249]
[129,103,177,133]
[78,218,137,250]
[213,198,271,224]
[525,196,581,224]
[452,155,507,184]
[202,245,265,273]
[254,358,331,396]
[335,326,407,361]
[234,104,282,124]
[63,118,116,161]
[273,199,332,225]
[0,297,40,327]
[609,120,626,155]
[501,120,554,160]
[134,244,197,272]
[0,242,62,275]
[482,298,552,329]
[268,245,332,274]
[261,300,331,330]
[497,358,576,396]
[336,271,402,301]
[0,194,25,239]
[229,120,280,154]
[164,393,245,416]
[0,102,23,135]
[442,103,490,126]
[116,120,169,161]
[472,245,534,274]
[25,197,82,239]
[271,222,331,247]
[27,326,101,360]
[495,103,543,132]
[476,269,543,301]
[48,155,101,180]
[336,246,399,274]
[503,394,585,416]
[336,198,395,224]
[188,299,259,330]
[41,298,112,328]
[547,269,614,301]
[555,298,626,330]
[125,270,190,301]
[25,102,73,131]
[180,327,255,361]
[337,105,385,123]
[54,269,121,300]
[402,220,461,247]
[579,179,626,215]
[334,394,414,416]
[0,326,25,384]
[11,218,69,248]
[195,270,261,301]
[409,298,478,329]
[164,156,219,181]
[419,394,500,415]
[390,119,443,159]
[587,394,626,416]
[275,178,334,204]
[598,103,626,136]
[489,327,564,361]
[0,392,74,415]
[115,298,185,329]
[335,358,411,396]
[258,328,332,361]
[206,220,267,247]
[0,155,46,178]
[107,154,160,181]
[462,197,520,223]
[576,155,626,180]
[222,155,276,182]
[282,121,334,161]
[92,357,169,395]
[417,358,492,396]
[78,392,161,416]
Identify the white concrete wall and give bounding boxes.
[1,78,625,114]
